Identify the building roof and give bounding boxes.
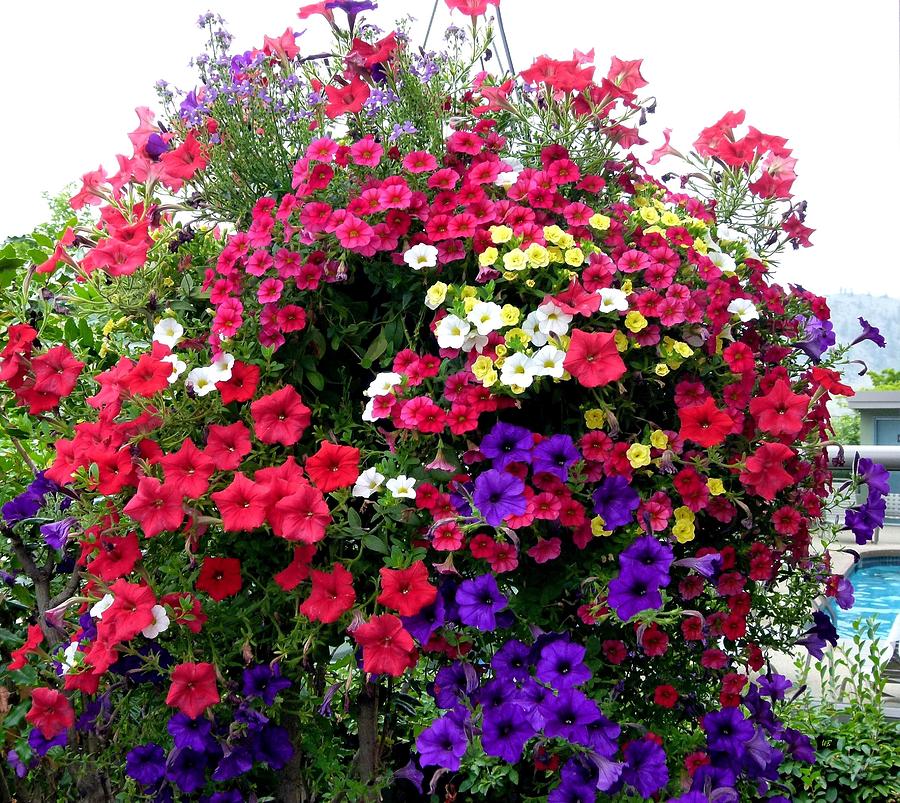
[847,391,900,411]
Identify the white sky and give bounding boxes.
[1,0,898,298]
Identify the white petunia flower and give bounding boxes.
[386,475,417,499]
[162,354,187,384]
[90,593,114,620]
[597,288,629,313]
[404,243,439,270]
[495,157,524,189]
[521,311,546,347]
[60,641,80,675]
[715,224,747,243]
[435,314,472,350]
[499,351,537,388]
[209,352,235,382]
[466,301,504,336]
[353,467,385,498]
[186,366,221,396]
[365,372,402,398]
[362,398,377,423]
[727,298,759,322]
[535,301,572,338]
[708,250,736,272]
[153,318,184,348]
[461,332,489,353]
[141,605,170,639]
[528,344,566,378]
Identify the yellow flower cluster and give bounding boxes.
[672,506,696,543]
[478,224,594,281]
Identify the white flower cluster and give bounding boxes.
[352,467,417,500]
[152,317,235,396]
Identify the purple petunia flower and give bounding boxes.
[242,663,292,706]
[76,695,110,732]
[416,713,468,770]
[167,713,213,752]
[212,741,254,781]
[393,758,425,793]
[756,673,792,701]
[40,517,76,550]
[145,133,169,160]
[28,727,67,756]
[126,743,167,787]
[481,703,535,763]
[432,661,477,709]
[209,791,244,803]
[540,688,601,745]
[585,714,621,758]
[856,458,890,497]
[6,749,29,779]
[795,315,835,362]
[1,491,42,525]
[607,564,664,621]
[592,475,640,529]
[781,727,815,763]
[456,574,508,631]
[673,553,721,578]
[844,491,886,544]
[852,317,886,349]
[535,639,592,690]
[252,723,295,770]
[166,747,208,793]
[473,469,526,527]
[621,738,668,797]
[531,434,580,482]
[550,755,600,802]
[796,610,838,659]
[402,595,445,644]
[670,794,711,802]
[476,677,521,713]
[703,707,755,755]
[619,535,673,587]
[480,422,533,470]
[831,576,854,609]
[491,638,532,682]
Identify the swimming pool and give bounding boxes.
[833,556,900,641]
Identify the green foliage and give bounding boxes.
[830,400,861,445]
[869,368,900,392]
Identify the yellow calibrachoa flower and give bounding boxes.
[643,226,665,237]
[543,225,565,244]
[500,304,520,326]
[674,506,694,522]
[625,311,648,333]
[590,516,612,537]
[621,279,633,294]
[509,384,527,395]
[102,319,118,337]
[672,341,694,358]
[525,243,550,267]
[472,355,493,380]
[650,430,669,450]
[564,247,585,267]
[494,344,508,358]
[478,247,498,267]
[661,211,680,227]
[673,520,695,543]
[693,237,708,254]
[502,272,519,281]
[639,206,660,225]
[548,246,565,263]
[589,213,611,230]
[614,331,629,351]
[480,369,498,387]
[626,443,651,468]
[707,478,725,496]
[463,296,478,314]
[503,248,528,271]
[162,277,175,288]
[558,233,575,249]
[505,328,530,346]
[490,225,513,244]
[654,363,670,377]
[425,282,448,309]
[460,285,477,299]
[584,409,605,429]
[525,279,537,288]
[633,196,650,207]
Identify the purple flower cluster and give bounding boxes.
[844,457,890,544]
[1,472,61,525]
[607,535,673,621]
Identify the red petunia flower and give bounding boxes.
[563,329,626,388]
[274,545,317,591]
[250,385,311,446]
[377,561,437,617]
[305,441,360,493]
[123,476,185,538]
[165,662,220,719]
[99,579,157,644]
[324,76,370,119]
[7,624,44,671]
[211,472,268,532]
[204,422,252,471]
[87,531,142,581]
[352,614,417,676]
[31,345,85,397]
[678,397,734,448]
[748,379,809,438]
[653,684,679,708]
[26,687,75,739]
[271,485,331,543]
[217,360,260,404]
[162,592,207,634]
[300,564,356,623]
[740,442,796,501]
[196,557,242,601]
[159,438,216,498]
[122,349,171,397]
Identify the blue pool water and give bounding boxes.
[834,557,900,640]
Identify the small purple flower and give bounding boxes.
[480,422,533,470]
[167,713,213,751]
[456,574,509,631]
[1,491,42,525]
[673,554,721,578]
[796,610,838,659]
[781,727,815,763]
[831,576,855,610]
[619,535,673,587]
[592,476,640,529]
[607,565,664,621]
[28,727,67,756]
[531,434,580,481]
[252,723,295,770]
[166,747,208,793]
[481,703,535,763]
[212,741,254,781]
[852,317,886,348]
[473,469,526,527]
[540,689,601,745]
[795,315,835,361]
[476,677,520,713]
[6,749,29,779]
[621,738,669,798]
[756,673,792,701]
[126,743,166,787]
[416,713,468,770]
[209,791,243,803]
[145,133,169,160]
[432,661,477,709]
[535,639,592,690]
[393,757,425,792]
[242,663,292,706]
[585,714,621,758]
[40,517,76,550]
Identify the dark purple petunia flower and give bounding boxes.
[795,315,835,362]
[673,553,721,578]
[491,638,532,681]
[519,678,550,729]
[844,492,886,544]
[535,639,592,690]
[1,491,42,525]
[481,703,535,763]
[781,727,815,763]
[40,517,76,550]
[456,574,508,631]
[209,791,243,803]
[212,741,254,782]
[473,469,526,527]
[393,757,424,792]
[540,688,601,745]
[607,564,664,621]
[28,472,61,498]
[756,673,792,701]
[831,576,854,610]
[549,755,599,803]
[126,743,166,786]
[252,724,294,770]
[531,434,580,481]
[432,661,478,709]
[167,713,213,752]
[585,714,621,758]
[621,738,669,798]
[242,663,292,706]
[592,475,640,529]
[166,747,208,793]
[234,703,269,733]
[669,794,710,802]
[852,317,886,348]
[619,535,673,587]
[78,611,97,642]
[856,458,890,497]
[416,713,468,770]
[476,677,521,713]
[76,694,110,732]
[480,422,534,470]
[28,727,67,756]
[401,594,445,644]
[703,707,755,755]
[145,133,170,160]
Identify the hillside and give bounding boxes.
[827,293,900,386]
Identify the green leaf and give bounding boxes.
[362,534,388,554]
[360,329,388,369]
[307,371,325,391]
